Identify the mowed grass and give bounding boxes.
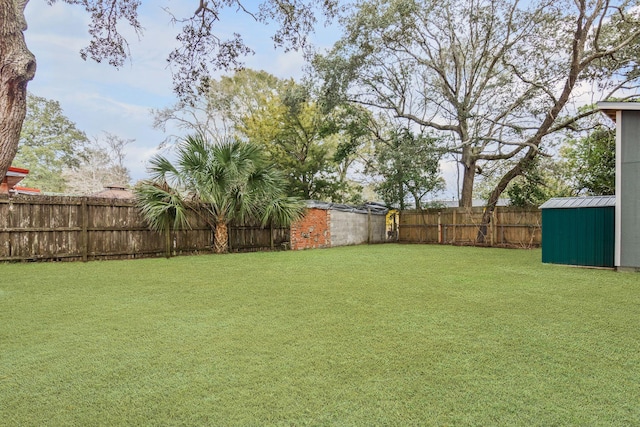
[1,244,639,426]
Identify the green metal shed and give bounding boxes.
[539,196,615,267]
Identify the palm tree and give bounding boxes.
[135,180,189,258]
[136,134,305,254]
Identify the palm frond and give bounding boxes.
[260,196,306,227]
[147,155,182,188]
[134,181,190,232]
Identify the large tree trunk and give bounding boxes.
[398,181,405,211]
[213,220,229,254]
[477,149,534,243]
[0,0,36,181]
[459,146,476,207]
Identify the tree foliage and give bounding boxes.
[474,153,574,207]
[316,0,640,217]
[136,134,304,254]
[45,0,339,98]
[561,126,615,196]
[14,93,89,192]
[367,127,443,210]
[154,69,370,202]
[135,180,189,258]
[505,157,572,207]
[152,69,286,147]
[12,95,132,194]
[241,80,341,200]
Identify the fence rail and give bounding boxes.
[400,207,541,247]
[0,194,288,262]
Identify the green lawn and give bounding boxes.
[1,244,639,426]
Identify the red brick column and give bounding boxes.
[290,208,331,250]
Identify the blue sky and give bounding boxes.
[23,0,460,199]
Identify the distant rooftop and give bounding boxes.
[2,166,41,195]
[92,184,135,199]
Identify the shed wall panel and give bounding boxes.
[542,206,614,267]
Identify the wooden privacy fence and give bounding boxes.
[0,194,289,262]
[400,207,542,247]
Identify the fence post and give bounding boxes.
[367,207,372,244]
[452,209,457,244]
[81,198,88,262]
[270,222,274,250]
[489,209,494,246]
[437,211,442,244]
[491,208,498,246]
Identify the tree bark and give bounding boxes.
[477,148,533,243]
[0,0,36,181]
[459,145,476,207]
[214,220,229,254]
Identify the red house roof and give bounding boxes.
[6,166,29,175]
[2,166,41,195]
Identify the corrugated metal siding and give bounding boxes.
[542,206,614,267]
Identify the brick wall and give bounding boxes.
[290,208,331,250]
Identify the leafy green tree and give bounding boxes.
[324,103,374,203]
[152,69,287,147]
[13,93,89,192]
[561,127,615,196]
[155,69,369,202]
[475,155,573,207]
[219,72,374,203]
[136,134,304,254]
[207,69,288,130]
[368,128,444,210]
[507,178,548,208]
[241,82,339,200]
[315,0,640,241]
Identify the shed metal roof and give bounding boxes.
[539,196,615,209]
[306,200,389,215]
